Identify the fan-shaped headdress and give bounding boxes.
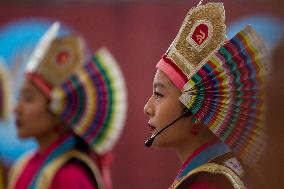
[25,22,127,155]
[157,2,268,164]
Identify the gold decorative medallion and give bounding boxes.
[165,2,226,79]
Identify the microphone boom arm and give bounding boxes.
[144,109,192,147]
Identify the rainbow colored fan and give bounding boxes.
[50,48,127,154]
[179,25,268,164]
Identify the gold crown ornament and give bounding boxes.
[26,22,85,97]
[164,2,226,79]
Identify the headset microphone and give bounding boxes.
[144,109,192,147]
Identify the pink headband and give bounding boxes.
[156,56,188,90]
[25,72,53,99]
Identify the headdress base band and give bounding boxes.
[156,56,187,90]
[26,72,52,98]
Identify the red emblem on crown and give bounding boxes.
[191,24,209,45]
[56,50,70,65]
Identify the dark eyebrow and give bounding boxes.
[20,85,36,95]
[153,82,166,89]
[20,88,33,96]
[20,88,30,94]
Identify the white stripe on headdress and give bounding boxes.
[26,22,60,72]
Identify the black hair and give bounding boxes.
[74,134,91,154]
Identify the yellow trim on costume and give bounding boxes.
[7,152,34,189]
[169,163,245,189]
[0,163,5,189]
[35,150,104,189]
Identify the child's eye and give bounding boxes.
[153,92,163,99]
[23,95,34,102]
[18,92,35,103]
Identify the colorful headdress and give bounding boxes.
[0,59,11,120]
[26,22,127,154]
[26,22,85,98]
[157,2,268,164]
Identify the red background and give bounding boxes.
[0,1,283,188]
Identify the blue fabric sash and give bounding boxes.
[28,134,76,189]
[176,142,230,180]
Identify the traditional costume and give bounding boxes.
[156,2,268,188]
[8,22,127,189]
